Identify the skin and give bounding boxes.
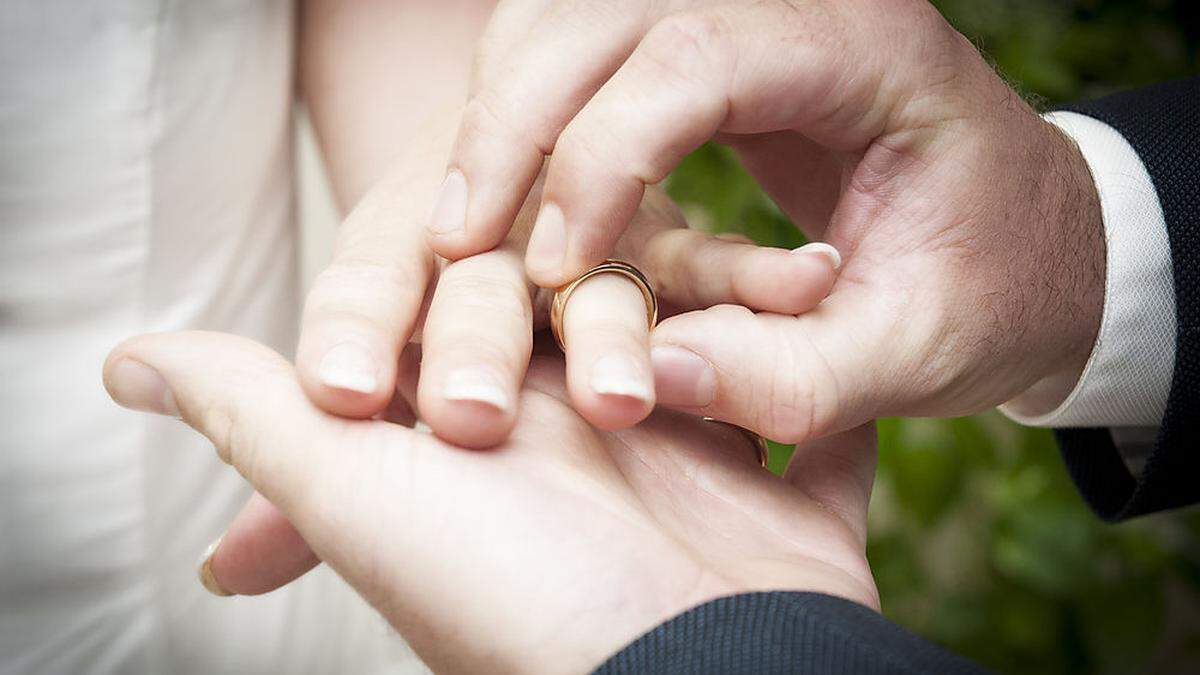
[201,0,839,598]
[125,0,1105,645]
[103,332,879,674]
[429,0,1106,442]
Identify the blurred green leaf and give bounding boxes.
[890,444,966,526]
[992,505,1096,595]
[1076,577,1163,675]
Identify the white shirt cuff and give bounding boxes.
[999,111,1176,428]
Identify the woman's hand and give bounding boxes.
[104,332,878,674]
[303,170,839,447]
[199,175,841,598]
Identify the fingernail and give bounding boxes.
[590,353,652,401]
[526,202,567,280]
[429,169,468,235]
[443,367,510,412]
[650,345,716,407]
[794,242,841,270]
[108,358,181,417]
[197,537,234,597]
[318,342,378,395]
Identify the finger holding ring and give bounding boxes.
[550,259,659,431]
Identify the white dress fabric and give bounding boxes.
[1,2,421,673]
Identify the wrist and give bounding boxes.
[1004,117,1106,417]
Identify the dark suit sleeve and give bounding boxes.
[594,592,986,674]
[1052,77,1200,521]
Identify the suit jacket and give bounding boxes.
[1055,78,1200,521]
[597,77,1199,673]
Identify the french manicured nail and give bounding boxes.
[429,169,468,235]
[443,367,510,411]
[318,342,378,394]
[590,353,652,401]
[650,345,716,408]
[108,358,180,417]
[197,537,233,597]
[526,202,567,280]
[794,242,841,270]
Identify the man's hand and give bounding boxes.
[429,0,1106,441]
[295,0,839,445]
[103,332,879,673]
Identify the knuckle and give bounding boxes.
[756,319,824,443]
[307,260,422,318]
[442,337,520,374]
[445,274,529,319]
[220,406,261,477]
[647,234,710,308]
[549,12,733,188]
[437,269,532,333]
[638,11,733,96]
[697,236,742,292]
[193,367,290,475]
[555,123,628,179]
[204,374,315,488]
[458,96,504,148]
[196,402,237,465]
[639,11,730,100]
[763,364,814,443]
[644,12,729,76]
[790,329,844,441]
[461,95,548,154]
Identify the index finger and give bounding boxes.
[528,2,941,286]
[426,0,651,261]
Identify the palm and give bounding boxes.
[720,91,1102,432]
[104,333,877,674]
[328,353,877,672]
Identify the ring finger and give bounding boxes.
[560,271,656,430]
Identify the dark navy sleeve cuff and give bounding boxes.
[595,592,986,674]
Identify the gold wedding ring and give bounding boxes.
[550,259,658,351]
[704,418,769,468]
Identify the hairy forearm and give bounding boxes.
[298,0,494,211]
[996,113,1106,417]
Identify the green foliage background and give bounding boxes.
[663,2,1199,672]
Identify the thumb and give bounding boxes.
[648,289,901,443]
[191,342,426,598]
[102,331,406,547]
